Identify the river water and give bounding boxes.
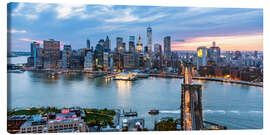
[7,56,263,130]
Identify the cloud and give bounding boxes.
[55,4,87,19]
[171,33,263,51]
[8,29,27,34]
[19,38,43,44]
[174,39,185,42]
[10,3,52,20]
[104,8,166,23]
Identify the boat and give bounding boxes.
[148,110,159,115]
[88,73,105,79]
[123,109,138,117]
[7,69,25,73]
[48,72,57,78]
[114,72,137,81]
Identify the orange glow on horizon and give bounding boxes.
[171,34,263,51]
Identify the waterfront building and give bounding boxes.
[94,44,104,71]
[116,37,123,52]
[70,56,84,70]
[146,26,152,57]
[207,41,221,64]
[30,42,40,57]
[164,36,171,66]
[104,36,111,52]
[123,52,136,69]
[136,36,143,53]
[103,52,109,71]
[84,51,93,71]
[136,53,144,69]
[86,39,90,49]
[109,54,114,71]
[113,52,124,72]
[62,45,72,69]
[33,47,43,69]
[197,46,207,70]
[43,39,61,69]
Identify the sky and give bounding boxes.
[7,2,263,52]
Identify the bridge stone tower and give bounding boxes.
[180,61,203,130]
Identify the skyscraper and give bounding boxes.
[147,26,152,57]
[164,36,171,66]
[30,42,40,57]
[62,45,72,69]
[129,36,136,53]
[153,43,162,69]
[129,41,135,53]
[120,42,126,53]
[94,44,104,71]
[104,36,111,52]
[136,36,143,53]
[98,39,105,47]
[84,50,93,71]
[103,52,109,71]
[33,44,43,69]
[129,36,135,43]
[197,46,207,70]
[86,39,90,49]
[116,37,123,52]
[43,39,60,69]
[154,43,162,56]
[207,41,221,64]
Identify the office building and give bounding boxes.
[207,41,221,64]
[84,51,93,71]
[94,44,104,71]
[164,36,171,65]
[146,26,152,57]
[103,52,109,71]
[197,46,207,70]
[104,36,111,52]
[123,52,136,69]
[62,45,72,69]
[86,39,90,49]
[116,37,123,52]
[129,36,135,53]
[43,39,61,69]
[30,42,40,57]
[136,36,143,53]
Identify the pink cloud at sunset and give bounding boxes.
[19,38,70,50]
[171,34,263,51]
[19,38,43,45]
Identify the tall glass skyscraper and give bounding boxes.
[164,36,171,61]
[147,26,152,57]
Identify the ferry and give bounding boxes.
[8,69,25,73]
[123,109,138,117]
[148,109,159,115]
[114,72,137,81]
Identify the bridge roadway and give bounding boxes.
[181,65,202,130]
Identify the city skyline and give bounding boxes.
[7,3,263,52]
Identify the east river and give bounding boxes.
[7,56,263,129]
